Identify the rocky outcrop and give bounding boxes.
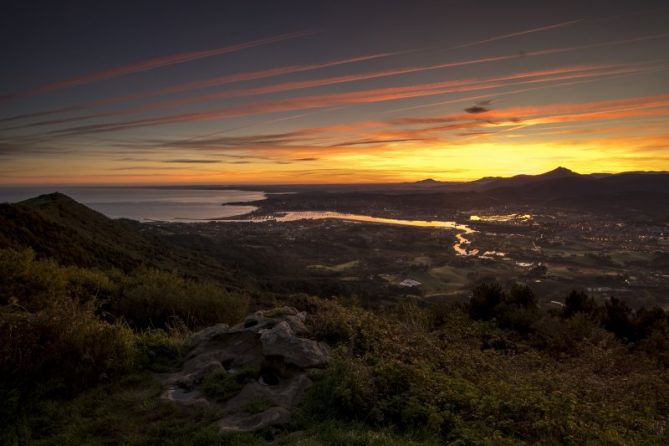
[161,307,328,433]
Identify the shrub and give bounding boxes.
[301,354,376,422]
[0,249,136,397]
[532,313,609,354]
[506,284,537,308]
[468,282,504,320]
[562,290,597,318]
[467,282,540,334]
[0,248,67,310]
[0,301,135,396]
[602,297,635,341]
[135,329,182,373]
[387,301,432,332]
[114,268,249,330]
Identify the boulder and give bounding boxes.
[260,321,329,368]
[160,307,328,433]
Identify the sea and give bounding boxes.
[0,187,266,222]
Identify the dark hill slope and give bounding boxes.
[0,193,154,269]
[0,193,236,281]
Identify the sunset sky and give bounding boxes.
[1,0,668,185]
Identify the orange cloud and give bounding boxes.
[42,64,638,136]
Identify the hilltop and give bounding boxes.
[0,192,244,284]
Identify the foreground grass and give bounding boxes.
[2,247,668,445]
[17,296,668,446]
[19,372,437,446]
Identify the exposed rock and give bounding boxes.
[161,307,328,433]
[219,407,291,433]
[260,321,329,369]
[182,323,229,350]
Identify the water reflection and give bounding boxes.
[469,213,532,222]
[225,211,478,256]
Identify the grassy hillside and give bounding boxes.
[0,193,252,286]
[0,195,667,445]
[0,193,156,270]
[2,255,667,444]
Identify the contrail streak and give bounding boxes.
[0,30,315,100]
[447,19,583,50]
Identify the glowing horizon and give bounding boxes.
[1,2,668,185]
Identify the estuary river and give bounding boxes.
[1,187,529,258]
[224,211,479,256]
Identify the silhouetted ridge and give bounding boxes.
[415,178,440,185]
[0,193,235,281]
[538,166,578,178]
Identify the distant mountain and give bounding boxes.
[540,166,579,178]
[475,167,582,191]
[415,178,441,185]
[396,167,668,216]
[481,169,669,216]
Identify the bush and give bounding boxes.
[0,301,136,396]
[114,268,249,330]
[468,282,540,334]
[0,249,136,397]
[562,290,597,318]
[0,248,67,310]
[302,297,669,444]
[468,282,504,320]
[602,297,635,341]
[135,329,182,373]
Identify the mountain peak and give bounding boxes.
[415,178,440,184]
[22,192,77,204]
[540,167,578,178]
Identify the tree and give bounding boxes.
[468,282,504,320]
[602,297,634,341]
[562,290,596,319]
[507,284,537,308]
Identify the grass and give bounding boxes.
[609,250,655,266]
[307,260,360,273]
[243,400,274,415]
[19,373,264,446]
[4,292,669,445]
[428,265,469,290]
[10,372,440,446]
[200,366,259,403]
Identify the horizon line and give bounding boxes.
[2,167,668,188]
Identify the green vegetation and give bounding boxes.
[0,247,250,445]
[116,268,249,329]
[2,245,668,444]
[0,193,248,284]
[1,194,668,445]
[300,294,669,444]
[307,260,360,273]
[243,400,274,415]
[201,366,260,403]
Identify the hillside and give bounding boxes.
[0,194,668,445]
[0,192,242,283]
[2,248,668,445]
[0,193,155,269]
